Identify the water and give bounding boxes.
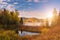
[24,22,43,26]
[18,31,40,36]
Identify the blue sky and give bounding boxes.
[0,0,60,18]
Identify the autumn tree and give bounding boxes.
[0,9,20,30]
[51,8,58,26]
[45,18,49,28]
[57,11,60,25]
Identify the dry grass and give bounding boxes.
[22,25,60,40]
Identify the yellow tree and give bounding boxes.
[57,11,60,25]
[46,18,49,28]
[14,10,20,24]
[51,8,58,26]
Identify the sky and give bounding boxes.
[0,0,60,18]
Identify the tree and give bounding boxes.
[0,9,20,30]
[20,17,23,34]
[46,18,49,28]
[57,11,60,25]
[51,8,58,26]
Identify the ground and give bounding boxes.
[21,25,60,40]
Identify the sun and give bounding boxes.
[47,13,53,18]
[46,12,53,26]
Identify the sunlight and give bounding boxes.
[47,13,53,18]
[47,12,53,26]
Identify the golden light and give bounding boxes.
[47,12,53,26]
[47,13,53,18]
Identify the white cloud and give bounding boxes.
[26,0,48,2]
[26,0,32,2]
[34,0,39,2]
[14,2,18,4]
[40,0,48,2]
[7,0,11,2]
[0,0,16,10]
[0,2,8,4]
[0,0,3,2]
[18,11,43,18]
[0,4,7,9]
[6,4,15,11]
[0,0,8,9]
[34,0,48,2]
[0,5,4,9]
[0,0,4,3]
[0,0,8,4]
[0,0,11,2]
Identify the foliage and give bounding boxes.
[45,18,49,27]
[0,30,21,40]
[0,9,20,30]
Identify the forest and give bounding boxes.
[0,9,21,40]
[0,8,60,40]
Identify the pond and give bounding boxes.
[18,31,40,36]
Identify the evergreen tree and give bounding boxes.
[20,17,23,34]
[0,9,20,29]
[46,18,49,28]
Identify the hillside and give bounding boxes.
[22,17,45,23]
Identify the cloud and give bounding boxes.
[18,11,35,18]
[0,0,15,10]
[26,0,33,2]
[0,5,4,9]
[18,10,44,18]
[26,0,32,2]
[26,0,48,2]
[0,2,8,4]
[0,4,7,9]
[0,0,3,2]
[13,2,18,5]
[0,0,8,9]
[34,0,48,2]
[7,0,11,2]
[6,4,15,11]
[40,0,48,2]
[0,0,8,4]
[34,0,39,2]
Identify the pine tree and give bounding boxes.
[20,17,23,34]
[46,18,49,28]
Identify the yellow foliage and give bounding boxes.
[0,30,21,40]
[41,28,49,34]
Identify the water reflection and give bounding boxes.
[18,31,40,36]
[24,22,44,26]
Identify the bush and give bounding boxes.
[0,30,21,40]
